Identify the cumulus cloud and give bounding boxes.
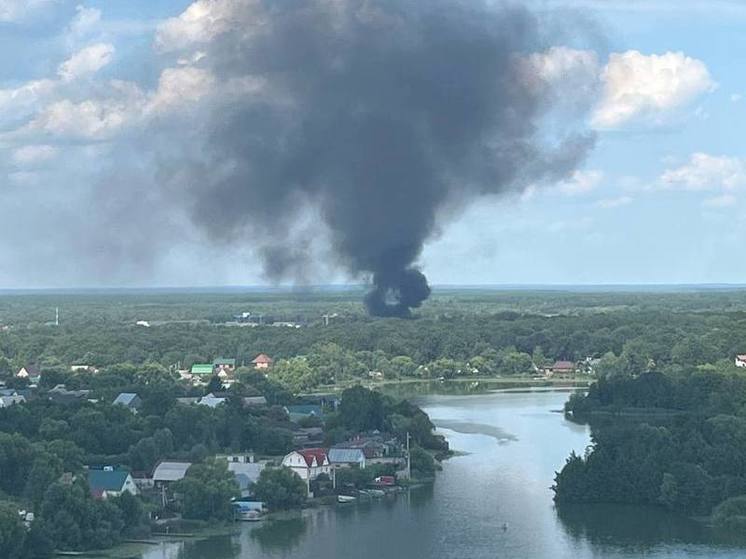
[661,153,746,191]
[558,169,604,195]
[593,50,716,127]
[0,0,55,22]
[155,0,260,52]
[58,43,116,81]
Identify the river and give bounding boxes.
[135,389,746,559]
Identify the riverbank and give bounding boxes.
[302,376,592,397]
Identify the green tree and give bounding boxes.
[175,460,238,521]
[253,468,307,511]
[0,501,26,559]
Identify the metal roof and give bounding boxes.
[113,393,140,407]
[87,469,130,492]
[152,461,192,482]
[328,448,366,464]
[191,364,214,374]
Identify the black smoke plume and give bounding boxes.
[172,0,595,316]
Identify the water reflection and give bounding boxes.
[250,516,308,553]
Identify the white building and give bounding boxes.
[736,354,746,368]
[281,448,332,492]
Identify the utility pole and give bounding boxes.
[55,307,59,327]
[406,431,411,480]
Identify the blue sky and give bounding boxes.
[1,0,745,287]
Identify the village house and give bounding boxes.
[736,354,746,368]
[252,353,273,370]
[86,467,138,499]
[198,393,227,408]
[16,364,41,382]
[190,363,214,378]
[0,394,25,408]
[217,454,266,498]
[281,448,333,493]
[213,358,236,376]
[112,392,141,412]
[47,384,90,405]
[152,461,192,486]
[328,447,367,469]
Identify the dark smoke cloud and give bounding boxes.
[169,0,595,316]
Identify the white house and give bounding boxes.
[736,355,746,368]
[86,468,139,500]
[281,448,332,485]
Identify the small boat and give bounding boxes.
[337,495,357,503]
[237,510,264,522]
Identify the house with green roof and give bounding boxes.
[191,363,214,376]
[86,467,138,499]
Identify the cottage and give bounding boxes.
[198,393,227,408]
[218,455,266,498]
[252,353,273,370]
[328,447,366,469]
[47,384,90,405]
[16,364,40,381]
[213,358,236,377]
[113,392,142,412]
[281,448,332,484]
[0,394,25,408]
[86,467,138,499]
[152,461,192,484]
[736,355,746,368]
[191,363,214,377]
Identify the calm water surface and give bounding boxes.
[136,390,746,559]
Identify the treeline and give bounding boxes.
[4,302,746,390]
[554,369,746,522]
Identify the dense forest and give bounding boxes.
[2,288,746,392]
[555,369,746,527]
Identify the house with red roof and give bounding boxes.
[281,448,332,492]
[252,353,274,370]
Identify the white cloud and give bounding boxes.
[147,67,215,113]
[597,196,632,209]
[558,170,604,195]
[68,4,102,38]
[0,0,55,22]
[58,43,115,81]
[592,51,716,128]
[703,194,737,208]
[156,0,261,52]
[731,93,743,103]
[11,144,57,166]
[661,153,746,191]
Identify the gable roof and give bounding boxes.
[297,448,328,468]
[18,364,40,377]
[191,364,214,375]
[252,353,273,364]
[328,448,366,464]
[113,393,140,407]
[213,358,236,367]
[87,469,130,492]
[152,461,192,482]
